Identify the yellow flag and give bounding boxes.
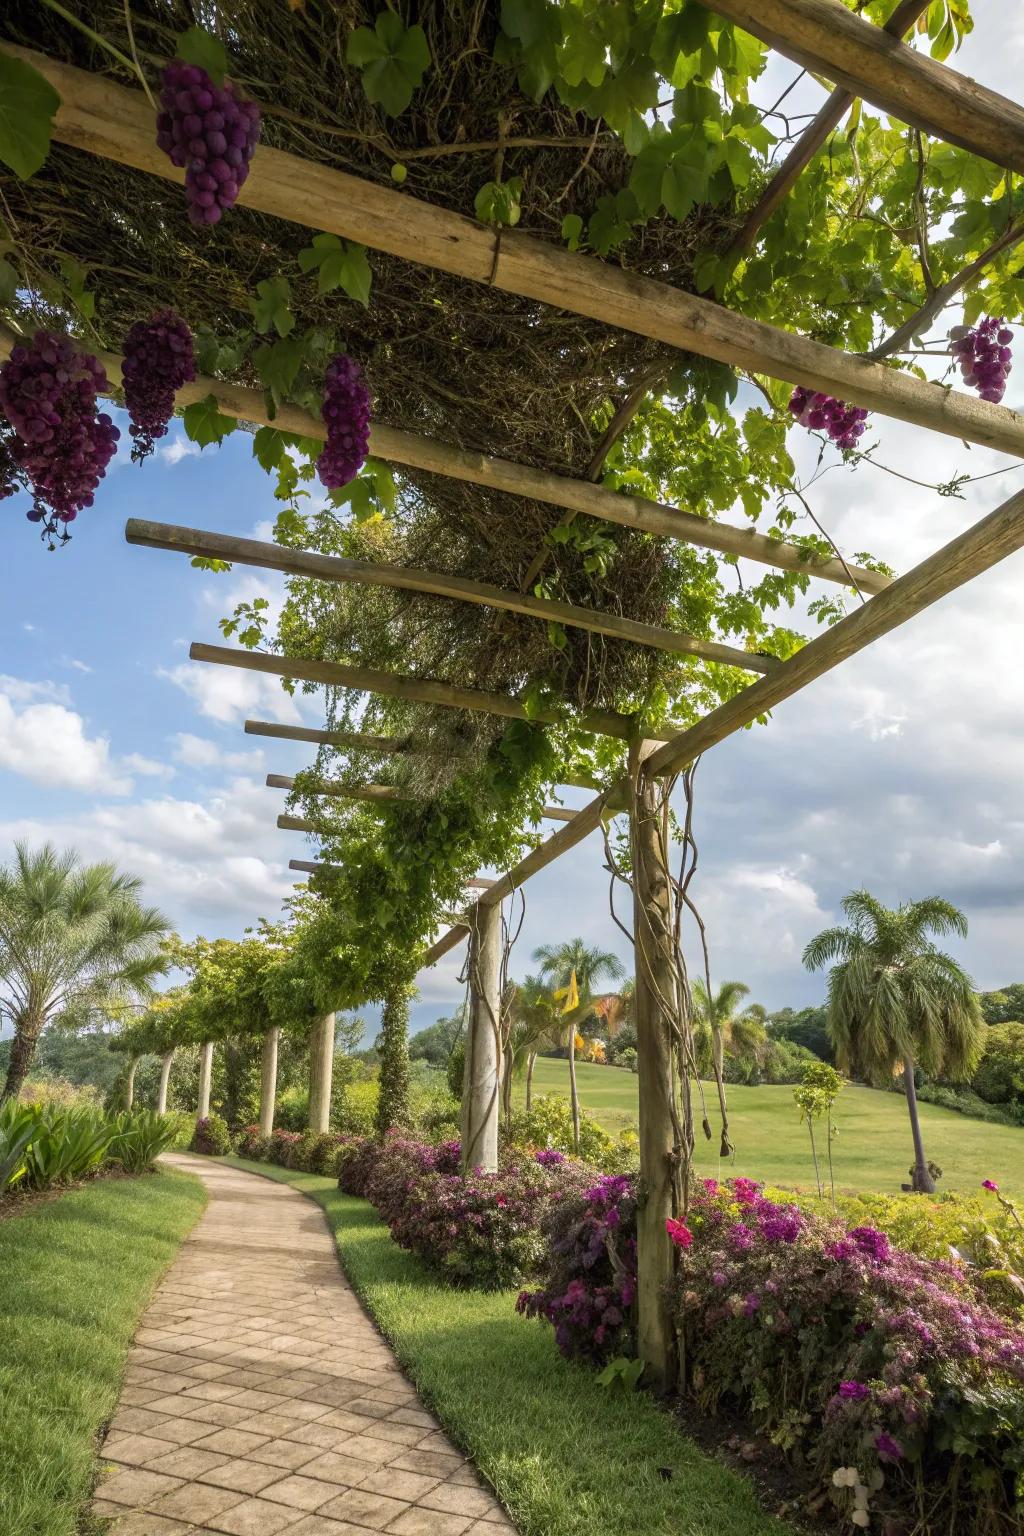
[553,967,579,1015]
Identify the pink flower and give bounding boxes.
[982,1179,999,1192]
[666,1217,693,1249]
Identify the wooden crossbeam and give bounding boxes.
[421,483,1024,966]
[10,49,1024,456]
[6,324,879,593]
[268,773,576,824]
[730,0,929,252]
[706,0,1024,174]
[289,858,338,875]
[127,518,777,674]
[190,641,674,742]
[246,720,430,754]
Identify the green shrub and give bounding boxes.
[20,1077,104,1112]
[506,1094,638,1171]
[616,1047,638,1073]
[337,1077,379,1135]
[447,1043,465,1101]
[163,1109,195,1148]
[274,1085,309,1131]
[190,1115,232,1156]
[108,1111,179,1173]
[915,1080,1024,1126]
[21,1108,115,1189]
[972,1021,1024,1107]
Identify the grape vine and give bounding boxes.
[156,60,261,226]
[122,310,197,463]
[0,331,119,544]
[949,316,1013,404]
[316,354,371,490]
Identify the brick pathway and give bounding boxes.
[92,1154,516,1536]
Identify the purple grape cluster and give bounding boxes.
[0,331,119,541]
[156,61,261,227]
[949,317,1013,404]
[316,354,371,490]
[788,387,868,451]
[121,310,197,462]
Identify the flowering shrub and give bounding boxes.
[517,1173,637,1363]
[235,1124,267,1159]
[506,1094,639,1171]
[678,1180,1024,1533]
[190,1114,232,1155]
[337,1131,590,1289]
[267,1127,303,1166]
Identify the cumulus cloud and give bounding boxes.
[0,685,132,796]
[158,660,303,726]
[174,732,264,772]
[157,436,200,467]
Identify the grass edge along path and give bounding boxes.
[0,1168,207,1536]
[221,1155,792,1536]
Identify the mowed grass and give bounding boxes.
[224,1156,791,1536]
[0,1170,206,1536]
[516,1057,1023,1198]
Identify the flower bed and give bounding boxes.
[337,1131,592,1289]
[235,1124,352,1176]
[521,1175,1024,1533]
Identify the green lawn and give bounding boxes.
[224,1156,790,1536]
[0,1170,206,1536]
[518,1057,1022,1197]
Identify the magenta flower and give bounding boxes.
[838,1381,870,1401]
[875,1432,904,1462]
[666,1217,694,1249]
[982,1179,999,1192]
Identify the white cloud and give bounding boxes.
[0,674,71,706]
[174,732,263,772]
[123,752,174,780]
[158,661,303,726]
[0,689,132,796]
[64,658,93,675]
[157,436,200,467]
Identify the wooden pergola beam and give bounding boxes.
[421,482,1024,967]
[289,858,338,875]
[128,518,777,674]
[10,49,1024,456]
[705,0,1024,174]
[730,0,929,252]
[4,325,880,593]
[246,719,433,754]
[272,777,408,804]
[190,641,674,742]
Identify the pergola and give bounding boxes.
[4,0,1024,1384]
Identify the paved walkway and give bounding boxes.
[93,1154,515,1536]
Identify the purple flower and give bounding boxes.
[875,1432,904,1463]
[981,1179,999,1192]
[535,1148,567,1167]
[838,1381,871,1401]
[849,1226,891,1263]
[743,1292,761,1317]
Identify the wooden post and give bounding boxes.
[629,739,680,1390]
[157,1049,175,1115]
[197,1040,214,1119]
[124,1054,139,1112]
[461,903,502,1175]
[308,1014,335,1133]
[259,1027,280,1137]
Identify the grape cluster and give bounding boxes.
[949,317,1013,404]
[317,354,371,490]
[0,331,120,541]
[788,387,869,451]
[122,310,197,462]
[156,61,261,226]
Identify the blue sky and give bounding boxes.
[3,13,1024,1040]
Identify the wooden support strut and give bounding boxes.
[246,720,455,754]
[9,50,1024,456]
[127,518,778,673]
[259,1027,279,1138]
[420,483,1024,968]
[703,0,1024,175]
[189,641,676,743]
[461,901,502,1176]
[0,323,881,593]
[289,858,337,875]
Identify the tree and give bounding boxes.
[503,974,558,1120]
[793,1061,844,1201]
[691,979,768,1082]
[533,939,625,1152]
[409,1011,464,1068]
[803,892,984,1193]
[971,1022,1024,1109]
[0,843,169,1104]
[768,1005,834,1063]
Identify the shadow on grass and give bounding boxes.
[222,1155,792,1536]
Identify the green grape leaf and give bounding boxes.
[252,426,295,474]
[58,255,95,321]
[297,234,372,304]
[474,177,523,229]
[182,394,237,448]
[346,16,431,117]
[561,213,584,251]
[0,53,60,181]
[253,332,309,402]
[250,275,294,337]
[175,26,229,87]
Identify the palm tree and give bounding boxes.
[503,974,559,1120]
[0,843,170,1103]
[533,938,625,1151]
[691,979,768,1083]
[803,891,984,1193]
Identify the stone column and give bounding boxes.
[460,902,502,1175]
